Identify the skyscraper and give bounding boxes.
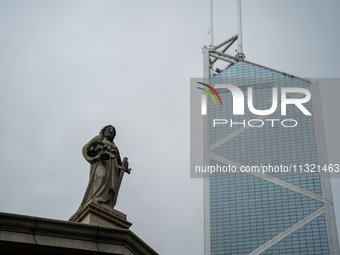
[202,43,339,255]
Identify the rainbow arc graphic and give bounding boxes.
[196,82,223,106]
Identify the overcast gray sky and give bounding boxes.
[0,1,339,254]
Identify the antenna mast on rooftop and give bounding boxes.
[210,0,214,46]
[236,0,245,59]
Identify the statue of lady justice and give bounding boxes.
[78,125,130,209]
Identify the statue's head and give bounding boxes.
[100,125,116,141]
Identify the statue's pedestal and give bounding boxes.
[69,201,132,229]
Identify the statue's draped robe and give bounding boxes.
[79,137,124,209]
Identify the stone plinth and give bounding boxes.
[69,201,132,229]
[0,211,158,255]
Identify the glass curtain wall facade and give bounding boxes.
[204,60,339,254]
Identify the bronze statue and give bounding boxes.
[79,125,130,208]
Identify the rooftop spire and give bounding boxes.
[236,0,245,59]
[210,0,214,46]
